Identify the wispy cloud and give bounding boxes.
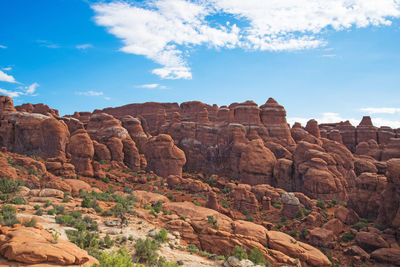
[37,40,60,49]
[0,70,17,83]
[360,107,400,114]
[135,83,166,89]
[0,45,7,49]
[76,90,104,96]
[0,88,22,98]
[0,82,39,98]
[92,0,400,79]
[76,43,93,50]
[322,54,336,58]
[2,67,12,71]
[26,82,39,94]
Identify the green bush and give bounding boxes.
[34,204,40,210]
[272,202,281,209]
[188,244,200,254]
[207,215,219,229]
[316,199,326,210]
[248,248,270,266]
[47,209,56,215]
[300,228,309,239]
[53,205,65,215]
[155,228,168,243]
[232,245,248,260]
[340,232,355,242]
[35,209,43,216]
[9,196,26,205]
[352,221,368,231]
[95,248,133,267]
[66,229,100,251]
[156,257,179,267]
[134,237,159,266]
[1,205,18,226]
[22,217,37,227]
[101,234,114,249]
[0,178,24,194]
[289,229,298,238]
[56,215,75,225]
[44,200,52,208]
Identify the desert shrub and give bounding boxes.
[35,209,43,216]
[188,244,200,254]
[155,228,168,243]
[316,199,326,210]
[34,204,40,210]
[47,209,56,215]
[207,215,219,229]
[95,247,133,267]
[22,217,37,227]
[352,220,368,231]
[300,228,309,239]
[100,234,114,249]
[27,169,38,176]
[221,187,231,194]
[134,237,159,266]
[66,229,100,251]
[152,201,163,214]
[289,229,298,238]
[53,204,65,215]
[204,177,215,187]
[56,215,75,225]
[193,200,201,206]
[374,224,385,231]
[1,205,18,226]
[248,248,270,266]
[101,210,113,217]
[273,202,281,209]
[123,186,133,194]
[44,200,52,208]
[157,257,179,267]
[341,232,355,242]
[9,196,26,205]
[232,245,248,260]
[0,178,24,194]
[221,199,229,209]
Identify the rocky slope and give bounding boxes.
[0,94,399,266]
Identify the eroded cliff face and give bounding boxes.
[2,94,400,229]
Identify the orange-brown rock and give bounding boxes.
[309,227,335,248]
[260,98,295,146]
[0,95,16,112]
[355,231,389,252]
[120,115,148,153]
[356,116,377,143]
[144,134,186,177]
[239,139,276,185]
[381,138,400,161]
[0,226,97,265]
[305,119,321,138]
[370,248,400,265]
[334,206,359,225]
[68,129,94,177]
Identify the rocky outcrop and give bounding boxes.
[164,202,330,266]
[0,226,97,265]
[144,134,186,177]
[87,113,140,169]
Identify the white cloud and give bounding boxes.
[136,83,167,89]
[322,54,337,58]
[2,67,12,71]
[26,82,39,94]
[37,40,59,49]
[0,45,7,49]
[104,96,111,101]
[0,82,40,98]
[76,90,104,96]
[76,43,93,50]
[0,88,22,98]
[360,107,400,114]
[0,70,17,83]
[92,0,400,79]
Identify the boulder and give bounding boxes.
[0,226,97,265]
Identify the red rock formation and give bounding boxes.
[68,129,94,177]
[305,119,321,138]
[15,103,59,117]
[0,95,16,112]
[357,116,377,143]
[86,113,140,169]
[260,98,295,146]
[144,134,186,177]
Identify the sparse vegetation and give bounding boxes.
[134,237,159,266]
[207,215,219,229]
[1,205,18,226]
[248,248,270,266]
[232,245,248,260]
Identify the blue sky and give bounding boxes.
[1,0,400,127]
